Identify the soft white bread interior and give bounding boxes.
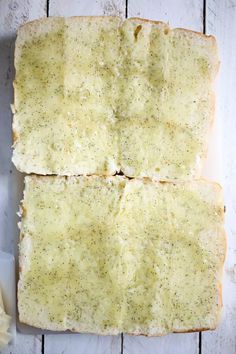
[18,176,225,335]
[13,17,120,176]
[119,18,219,179]
[12,17,219,179]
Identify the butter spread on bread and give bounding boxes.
[12,17,219,179]
[18,176,225,335]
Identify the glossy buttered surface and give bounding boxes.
[13,17,218,179]
[18,176,225,335]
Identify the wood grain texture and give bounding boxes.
[1,333,42,354]
[202,1,236,352]
[128,0,203,31]
[0,1,46,353]
[123,0,203,353]
[123,334,199,354]
[1,0,235,353]
[49,0,126,17]
[45,334,121,354]
[43,1,124,353]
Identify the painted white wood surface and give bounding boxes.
[128,0,203,31]
[50,0,125,17]
[45,334,121,354]
[202,1,236,353]
[123,2,202,354]
[43,1,125,354]
[0,1,46,353]
[1,0,236,353]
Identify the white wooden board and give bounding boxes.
[0,0,236,353]
[128,0,203,31]
[50,0,125,17]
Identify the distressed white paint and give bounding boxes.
[123,334,199,354]
[50,0,125,17]
[1,0,236,353]
[202,1,236,352]
[128,0,203,31]
[45,334,121,354]
[0,1,46,353]
[43,1,124,353]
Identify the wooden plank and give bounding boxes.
[0,1,46,353]
[44,1,125,353]
[1,333,42,354]
[124,334,199,354]
[45,334,121,354]
[49,0,125,17]
[128,0,203,31]
[123,1,203,353]
[202,1,236,352]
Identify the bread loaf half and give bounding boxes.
[12,17,219,179]
[18,176,225,335]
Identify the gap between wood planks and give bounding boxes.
[47,0,50,17]
[42,334,45,354]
